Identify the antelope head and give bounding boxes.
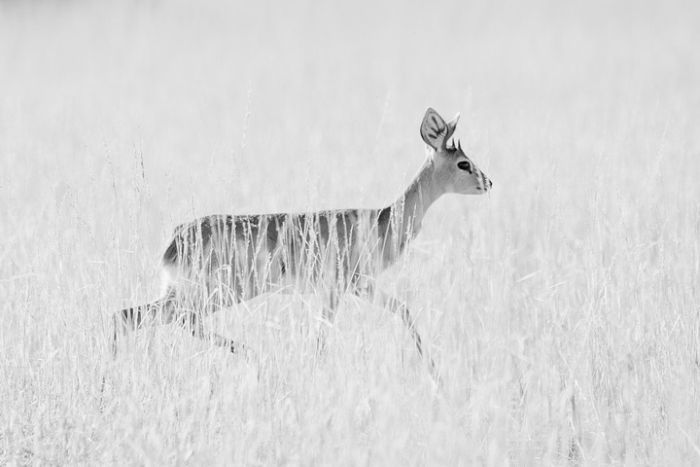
[420,107,492,195]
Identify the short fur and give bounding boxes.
[115,108,493,377]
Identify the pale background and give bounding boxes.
[1,0,699,464]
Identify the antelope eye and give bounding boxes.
[457,161,472,173]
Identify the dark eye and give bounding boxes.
[457,161,472,173]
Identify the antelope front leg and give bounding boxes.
[361,285,439,382]
[316,288,340,357]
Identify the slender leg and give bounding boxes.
[113,288,250,358]
[115,291,176,332]
[177,311,253,358]
[112,290,178,355]
[359,285,440,383]
[316,288,340,356]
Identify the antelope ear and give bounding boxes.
[420,108,449,150]
[445,113,460,142]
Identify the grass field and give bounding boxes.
[1,0,699,464]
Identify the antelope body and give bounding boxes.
[116,108,492,370]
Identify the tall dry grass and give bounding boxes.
[1,0,699,464]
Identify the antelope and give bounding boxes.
[114,108,492,375]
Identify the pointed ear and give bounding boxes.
[420,108,449,150]
[445,113,460,142]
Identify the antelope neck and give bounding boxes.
[386,157,444,244]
